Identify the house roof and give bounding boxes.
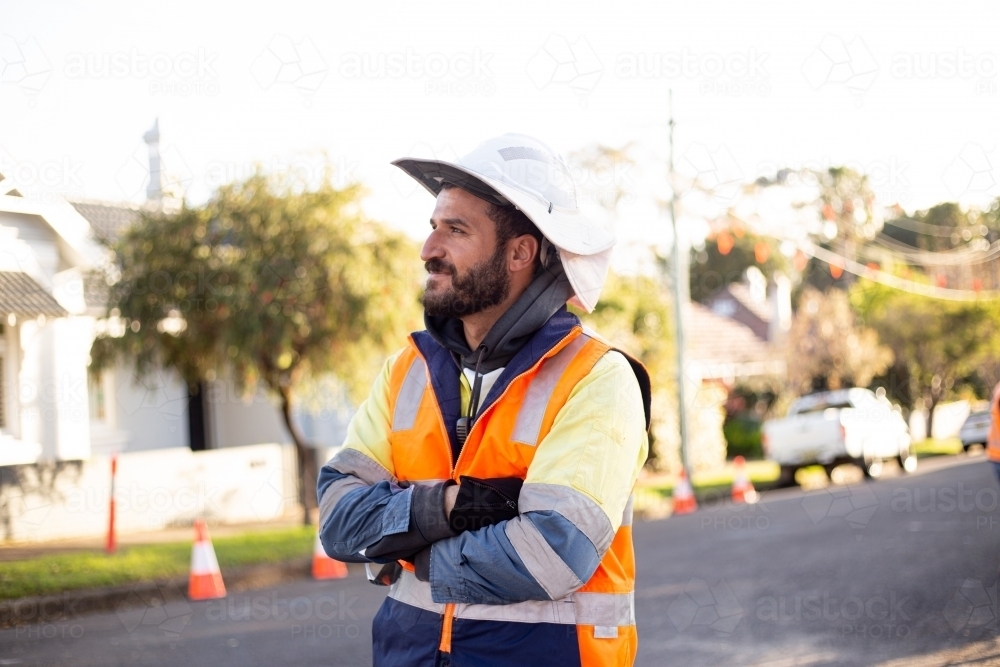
[69,200,141,242]
[685,303,774,375]
[0,271,68,317]
[726,283,771,322]
[706,283,772,342]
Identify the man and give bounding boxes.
[318,133,651,667]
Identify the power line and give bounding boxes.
[724,211,1000,301]
[801,242,1000,301]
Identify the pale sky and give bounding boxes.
[2,0,999,264]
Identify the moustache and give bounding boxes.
[425,259,457,277]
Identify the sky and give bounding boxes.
[2,0,999,265]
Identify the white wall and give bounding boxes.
[0,442,300,543]
[112,365,189,452]
[206,376,353,451]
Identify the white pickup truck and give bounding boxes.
[762,388,917,485]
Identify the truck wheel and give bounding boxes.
[860,458,883,479]
[777,465,798,488]
[897,447,918,473]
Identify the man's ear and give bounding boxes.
[508,234,540,273]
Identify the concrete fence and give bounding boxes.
[0,442,308,543]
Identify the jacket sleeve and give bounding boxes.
[427,351,649,604]
[316,351,402,562]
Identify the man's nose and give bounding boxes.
[420,228,445,263]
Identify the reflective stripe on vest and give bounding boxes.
[511,333,590,446]
[392,356,427,432]
[389,570,634,626]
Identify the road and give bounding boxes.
[2,454,998,666]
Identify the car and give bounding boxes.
[763,388,916,484]
[959,410,991,451]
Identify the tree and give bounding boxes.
[786,287,893,395]
[91,171,423,523]
[851,280,1000,437]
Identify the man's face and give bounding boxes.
[420,186,511,318]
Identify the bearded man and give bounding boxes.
[318,133,651,667]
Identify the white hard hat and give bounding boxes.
[393,133,615,313]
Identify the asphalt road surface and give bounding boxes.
[3,453,998,667]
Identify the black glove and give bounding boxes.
[448,476,523,533]
[363,481,458,562]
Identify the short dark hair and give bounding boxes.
[440,182,543,258]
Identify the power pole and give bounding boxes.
[668,90,691,474]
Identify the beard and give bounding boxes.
[423,246,511,318]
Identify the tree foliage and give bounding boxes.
[91,170,423,521]
[786,287,893,395]
[850,280,1000,435]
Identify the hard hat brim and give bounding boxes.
[392,157,616,257]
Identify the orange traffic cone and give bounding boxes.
[731,456,758,504]
[672,468,698,515]
[312,533,348,580]
[188,519,226,600]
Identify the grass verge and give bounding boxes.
[913,437,964,457]
[0,525,314,601]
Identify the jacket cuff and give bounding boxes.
[412,481,458,543]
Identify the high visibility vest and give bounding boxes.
[987,383,1000,463]
[383,324,644,666]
